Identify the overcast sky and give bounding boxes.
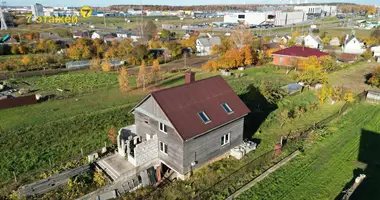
[10,0,376,7]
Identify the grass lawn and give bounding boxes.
[328,62,379,93]
[320,28,373,39]
[0,64,350,195]
[237,103,380,200]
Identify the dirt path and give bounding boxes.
[0,56,211,80]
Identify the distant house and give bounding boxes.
[281,35,292,43]
[196,37,221,56]
[104,37,123,44]
[116,72,250,180]
[271,46,329,66]
[272,35,291,44]
[303,34,322,50]
[342,35,366,55]
[271,36,282,43]
[329,37,340,46]
[336,53,358,63]
[40,32,61,40]
[116,31,130,38]
[370,45,380,57]
[73,31,90,39]
[91,32,114,40]
[261,43,282,51]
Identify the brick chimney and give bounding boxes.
[185,70,195,84]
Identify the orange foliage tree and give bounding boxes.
[201,60,219,72]
[119,66,129,91]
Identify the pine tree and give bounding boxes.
[119,67,129,91]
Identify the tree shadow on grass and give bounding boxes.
[239,84,278,140]
[335,129,380,200]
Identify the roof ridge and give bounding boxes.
[151,75,222,95]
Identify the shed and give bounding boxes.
[367,90,380,101]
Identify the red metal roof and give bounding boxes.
[151,76,250,140]
[272,46,329,58]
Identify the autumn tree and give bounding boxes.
[108,126,117,145]
[370,28,380,43]
[143,20,157,41]
[320,56,339,72]
[162,41,182,57]
[316,85,333,104]
[368,66,380,88]
[231,25,252,48]
[322,35,331,45]
[362,50,373,61]
[150,59,162,84]
[259,81,287,104]
[93,38,105,58]
[201,60,219,72]
[117,39,133,58]
[104,46,118,59]
[219,48,244,69]
[18,45,29,54]
[118,67,130,91]
[180,34,198,50]
[21,56,31,66]
[10,44,19,54]
[90,58,101,71]
[132,44,148,63]
[344,90,355,103]
[241,45,253,66]
[102,62,112,72]
[137,61,147,88]
[212,37,234,57]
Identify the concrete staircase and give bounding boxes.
[96,159,121,181]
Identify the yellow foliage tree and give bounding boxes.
[344,91,355,103]
[137,61,147,88]
[90,58,101,71]
[150,59,162,84]
[102,62,111,72]
[21,56,31,66]
[241,45,253,66]
[296,56,322,70]
[119,67,129,91]
[201,60,219,72]
[266,47,281,57]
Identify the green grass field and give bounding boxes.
[0,63,365,195]
[320,28,373,39]
[237,103,380,200]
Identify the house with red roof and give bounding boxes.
[115,71,250,180]
[271,45,329,67]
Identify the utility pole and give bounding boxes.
[184,53,187,69]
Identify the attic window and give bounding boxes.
[221,103,233,114]
[198,111,211,124]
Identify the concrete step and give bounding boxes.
[96,159,121,181]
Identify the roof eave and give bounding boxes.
[184,114,249,141]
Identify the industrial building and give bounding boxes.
[294,5,337,17]
[223,11,306,26]
[31,3,44,17]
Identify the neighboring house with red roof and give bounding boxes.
[271,45,329,66]
[116,71,250,179]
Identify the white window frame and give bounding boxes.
[159,122,167,133]
[221,133,230,146]
[159,141,168,155]
[221,103,234,114]
[279,56,284,64]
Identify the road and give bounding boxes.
[18,165,90,197]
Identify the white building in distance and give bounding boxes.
[223,11,306,26]
[294,5,337,17]
[31,3,44,17]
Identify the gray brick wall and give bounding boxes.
[134,135,158,166]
